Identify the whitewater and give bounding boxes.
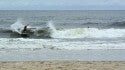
[1,10,125,61]
[0,10,125,50]
[0,17,123,50]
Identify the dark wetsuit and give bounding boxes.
[22,26,27,33]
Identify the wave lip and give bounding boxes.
[7,19,125,38]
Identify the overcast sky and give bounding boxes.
[0,0,125,10]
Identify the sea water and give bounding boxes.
[0,10,125,61]
[0,10,125,50]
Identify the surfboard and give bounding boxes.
[20,28,32,37]
[20,33,30,37]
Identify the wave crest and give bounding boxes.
[51,28,125,38]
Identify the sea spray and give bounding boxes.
[33,21,57,37]
[46,21,57,37]
[10,19,25,34]
[47,21,57,32]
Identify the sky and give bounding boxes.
[0,0,125,10]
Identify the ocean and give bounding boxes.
[0,10,125,61]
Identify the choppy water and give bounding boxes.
[0,10,125,50]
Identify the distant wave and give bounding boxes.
[108,21,125,28]
[0,28,12,33]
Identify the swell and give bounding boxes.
[108,21,125,28]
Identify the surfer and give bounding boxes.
[21,24,31,37]
[22,24,29,33]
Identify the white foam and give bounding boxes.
[0,38,125,50]
[11,20,125,38]
[51,28,125,38]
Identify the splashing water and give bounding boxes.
[32,21,57,37]
[10,19,28,34]
[47,21,57,32]
[10,20,125,38]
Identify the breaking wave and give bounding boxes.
[9,19,53,38]
[6,19,125,38]
[51,28,125,38]
[108,21,125,28]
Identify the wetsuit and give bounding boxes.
[22,26,27,33]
